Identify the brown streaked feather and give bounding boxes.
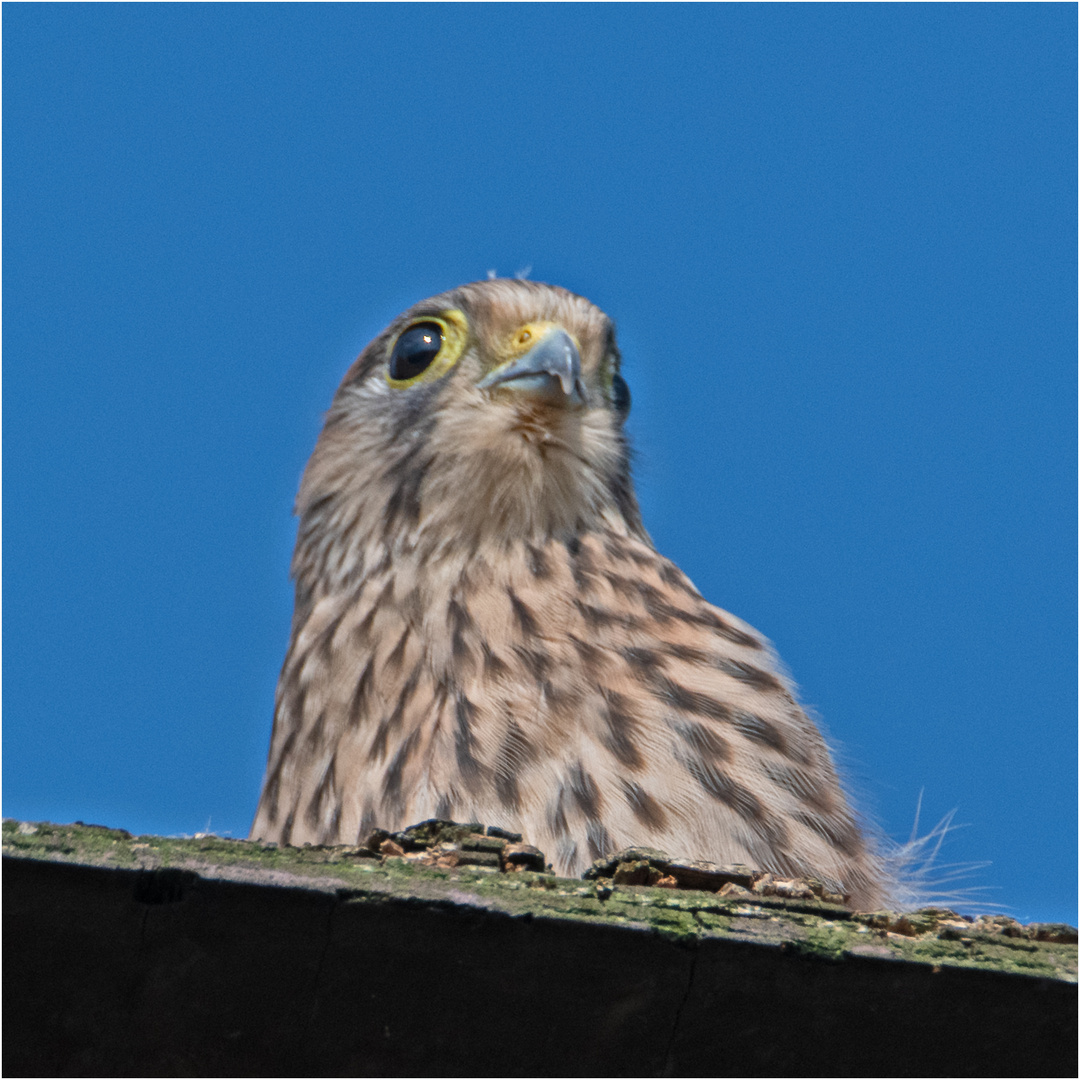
[251,279,888,910]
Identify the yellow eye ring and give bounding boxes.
[385,309,469,388]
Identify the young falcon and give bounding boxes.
[251,278,888,910]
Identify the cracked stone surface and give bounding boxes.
[4,819,1077,1076]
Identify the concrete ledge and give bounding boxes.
[4,821,1076,1076]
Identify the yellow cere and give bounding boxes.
[507,321,573,358]
[384,308,470,388]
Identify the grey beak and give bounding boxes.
[477,328,584,402]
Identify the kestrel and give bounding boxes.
[251,279,887,909]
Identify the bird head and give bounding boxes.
[293,280,645,605]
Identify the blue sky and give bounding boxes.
[5,5,1075,924]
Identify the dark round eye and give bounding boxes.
[389,322,444,381]
[611,372,631,419]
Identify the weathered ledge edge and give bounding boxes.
[4,818,1076,983]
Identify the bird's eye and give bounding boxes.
[389,322,444,381]
[611,373,631,419]
[384,309,469,388]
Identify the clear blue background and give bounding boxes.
[5,5,1075,924]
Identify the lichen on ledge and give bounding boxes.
[4,817,1075,982]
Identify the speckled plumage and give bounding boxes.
[251,279,887,909]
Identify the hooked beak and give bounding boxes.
[477,327,585,404]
